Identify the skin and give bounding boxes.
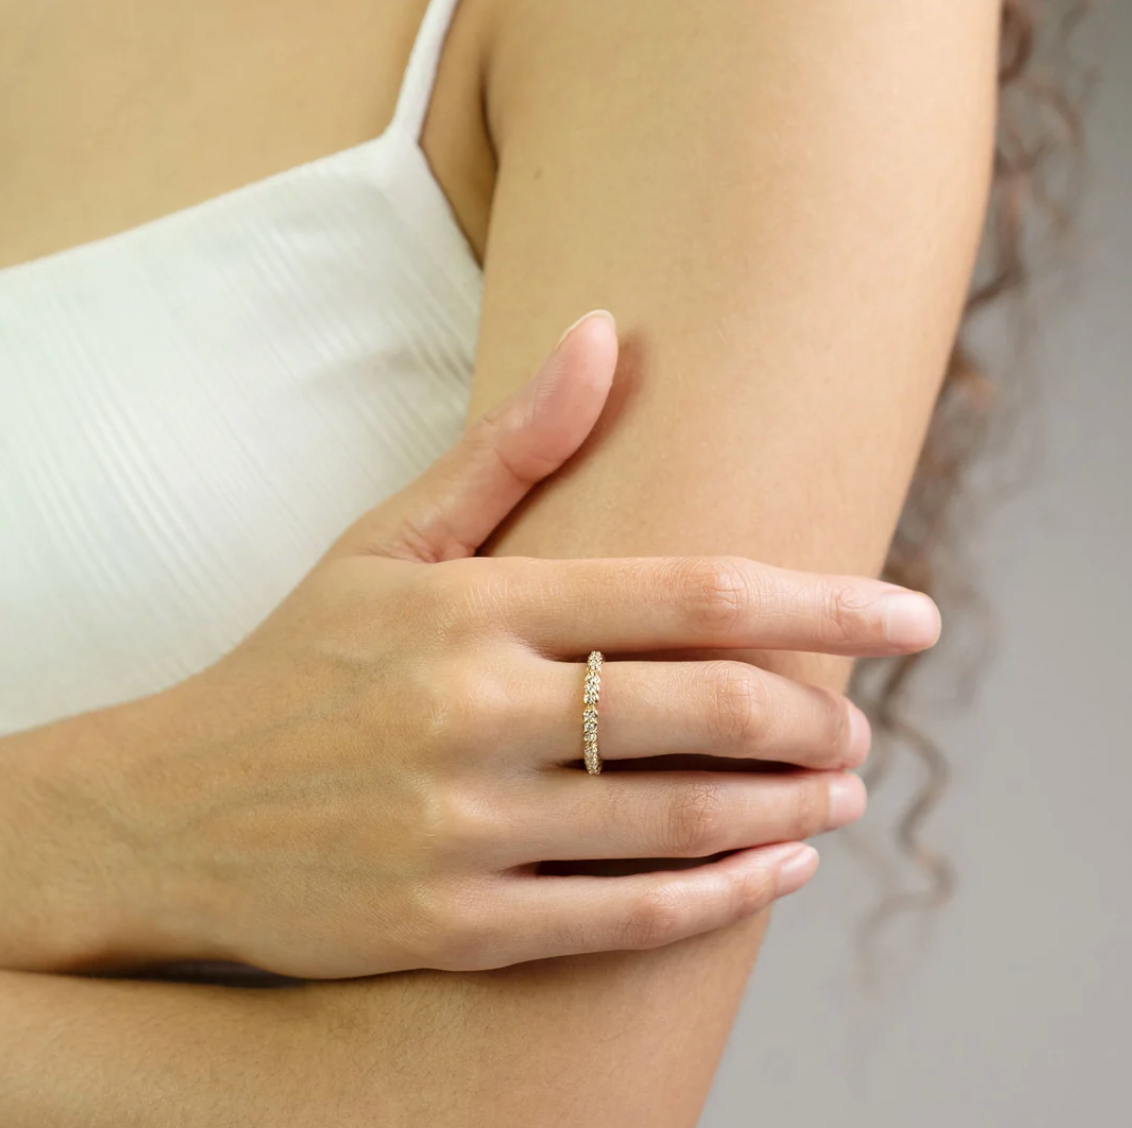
[0,314,937,979]
[0,0,999,1123]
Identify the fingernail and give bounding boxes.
[845,702,872,766]
[827,772,868,830]
[776,844,820,897]
[555,309,616,350]
[878,591,942,648]
[513,311,617,429]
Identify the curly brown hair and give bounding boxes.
[849,0,1090,964]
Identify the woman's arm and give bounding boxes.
[0,308,914,981]
[0,2,997,1123]
[0,970,311,1127]
[328,1,994,1122]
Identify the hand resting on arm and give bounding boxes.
[0,313,937,979]
[0,0,995,1121]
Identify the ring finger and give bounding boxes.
[516,657,871,771]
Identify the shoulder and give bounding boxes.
[425,0,999,263]
[463,0,1001,484]
[483,0,1001,148]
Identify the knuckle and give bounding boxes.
[817,581,875,649]
[662,780,727,856]
[415,884,493,971]
[400,654,516,763]
[405,567,471,644]
[417,786,496,864]
[445,658,514,746]
[704,661,766,748]
[453,414,514,492]
[677,556,753,637]
[395,662,466,761]
[784,778,829,840]
[817,690,853,765]
[409,558,503,646]
[401,881,454,963]
[470,394,511,434]
[731,862,778,917]
[620,884,686,950]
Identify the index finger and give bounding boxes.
[487,555,941,658]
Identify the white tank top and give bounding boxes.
[0,0,481,736]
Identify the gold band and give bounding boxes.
[583,650,603,775]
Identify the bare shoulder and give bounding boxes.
[484,0,1000,144]
[467,0,1001,575]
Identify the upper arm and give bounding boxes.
[0,9,1002,1128]
[428,2,999,1123]
[470,0,997,583]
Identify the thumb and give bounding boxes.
[336,309,619,561]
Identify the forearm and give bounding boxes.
[0,692,211,972]
[298,929,774,1127]
[0,969,310,1127]
[1,2,998,1122]
[0,938,760,1128]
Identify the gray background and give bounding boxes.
[705,6,1131,1126]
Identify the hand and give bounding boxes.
[26,312,941,979]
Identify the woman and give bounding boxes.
[1,0,1002,1122]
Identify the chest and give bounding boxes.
[0,0,435,269]
[0,147,483,733]
[0,0,490,734]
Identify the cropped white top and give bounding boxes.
[0,0,481,735]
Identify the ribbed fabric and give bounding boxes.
[0,0,480,735]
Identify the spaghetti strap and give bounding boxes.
[391,0,464,140]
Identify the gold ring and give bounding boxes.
[583,650,603,775]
